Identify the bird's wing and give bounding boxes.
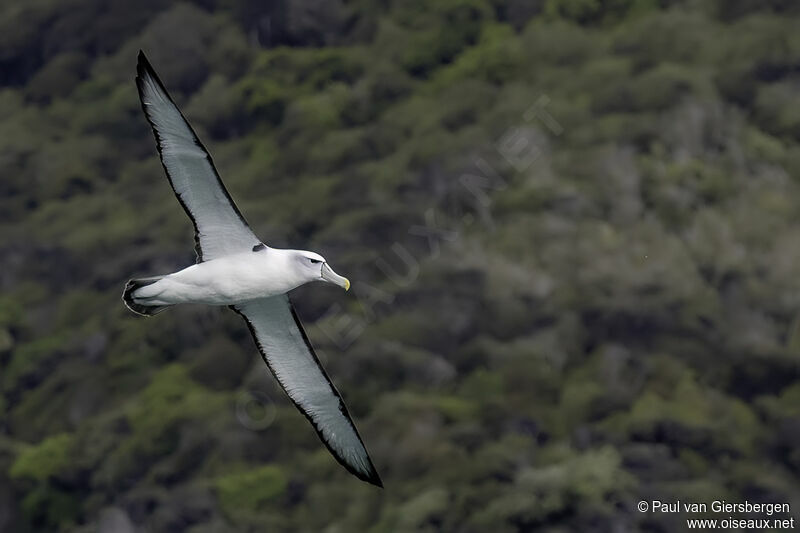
[231,296,382,487]
[136,51,260,262]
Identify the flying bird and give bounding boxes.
[123,51,382,487]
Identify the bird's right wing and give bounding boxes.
[136,51,261,262]
[231,296,382,487]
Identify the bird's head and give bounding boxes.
[293,250,350,291]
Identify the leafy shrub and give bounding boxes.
[214,465,287,517]
[9,433,75,482]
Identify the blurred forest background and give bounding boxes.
[2,0,800,531]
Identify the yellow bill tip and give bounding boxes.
[344,278,351,291]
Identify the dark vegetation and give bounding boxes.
[2,0,800,531]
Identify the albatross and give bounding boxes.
[122,51,382,487]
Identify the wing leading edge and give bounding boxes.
[136,51,260,261]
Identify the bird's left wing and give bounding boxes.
[231,296,382,487]
[136,51,260,262]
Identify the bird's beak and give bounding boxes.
[321,263,350,291]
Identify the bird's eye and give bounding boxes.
[309,258,321,264]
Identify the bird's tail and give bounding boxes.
[123,276,172,316]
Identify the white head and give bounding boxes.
[288,249,350,291]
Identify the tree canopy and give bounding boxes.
[2,1,800,531]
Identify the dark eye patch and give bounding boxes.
[309,258,321,264]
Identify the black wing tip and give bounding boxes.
[134,53,153,100]
[331,453,383,488]
[136,50,152,79]
[135,50,168,100]
[331,447,382,488]
[320,435,384,488]
[361,466,384,488]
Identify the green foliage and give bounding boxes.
[0,294,24,328]
[544,0,657,25]
[469,446,633,529]
[20,484,80,529]
[9,433,75,482]
[621,369,759,454]
[74,363,226,492]
[3,334,69,390]
[214,465,287,518]
[395,486,450,531]
[122,364,224,459]
[3,1,800,531]
[399,0,494,76]
[755,81,800,139]
[432,24,523,88]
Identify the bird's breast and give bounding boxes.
[189,254,297,304]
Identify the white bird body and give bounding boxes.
[132,248,323,306]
